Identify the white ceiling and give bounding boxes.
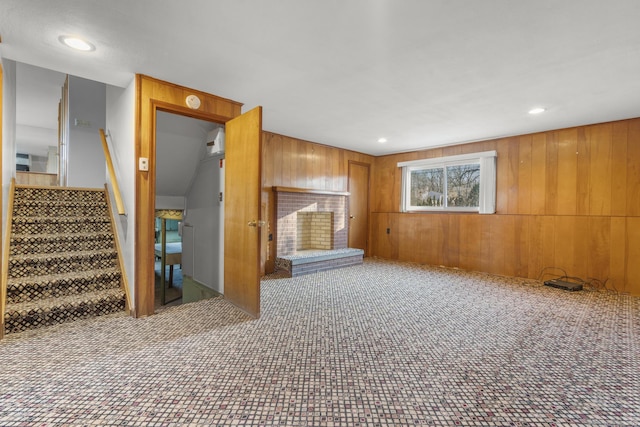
[1,0,639,156]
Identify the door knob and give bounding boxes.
[248,220,266,227]
[350,215,355,219]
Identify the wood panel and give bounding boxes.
[370,213,398,260]
[587,124,612,215]
[371,155,398,213]
[398,215,422,263]
[459,214,483,272]
[544,131,559,215]
[609,217,627,292]
[495,138,511,214]
[610,121,628,216]
[627,119,640,216]
[513,216,530,278]
[556,128,578,215]
[575,127,589,215]
[517,135,532,214]
[530,133,547,215]
[625,217,640,295]
[370,117,640,296]
[0,64,3,333]
[506,137,520,214]
[135,75,242,317]
[444,215,460,267]
[261,132,374,271]
[587,216,610,285]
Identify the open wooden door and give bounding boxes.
[224,106,262,317]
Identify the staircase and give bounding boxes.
[3,185,127,335]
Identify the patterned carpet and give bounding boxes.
[1,259,638,426]
[4,186,126,334]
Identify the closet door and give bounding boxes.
[224,106,262,317]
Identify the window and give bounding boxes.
[399,150,497,214]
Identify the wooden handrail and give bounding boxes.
[99,129,125,215]
[1,178,16,339]
[104,184,133,315]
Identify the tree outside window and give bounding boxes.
[399,151,496,213]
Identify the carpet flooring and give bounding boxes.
[0,259,638,426]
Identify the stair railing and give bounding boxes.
[1,179,16,339]
[99,129,125,215]
[104,185,133,314]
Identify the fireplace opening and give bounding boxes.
[297,211,333,251]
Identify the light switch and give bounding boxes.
[139,157,149,171]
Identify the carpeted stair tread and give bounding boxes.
[9,248,117,263]
[5,287,125,313]
[8,249,118,279]
[3,288,126,334]
[6,267,122,304]
[10,232,115,256]
[11,231,114,240]
[11,217,112,234]
[12,216,111,224]
[14,187,106,202]
[12,199,109,217]
[13,199,107,206]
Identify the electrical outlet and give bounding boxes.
[138,157,149,171]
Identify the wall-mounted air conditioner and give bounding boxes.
[206,128,225,155]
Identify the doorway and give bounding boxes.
[135,75,263,318]
[154,111,224,308]
[348,161,370,255]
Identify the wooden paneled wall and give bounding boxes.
[262,132,373,272]
[371,118,640,295]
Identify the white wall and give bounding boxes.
[15,124,57,158]
[2,58,16,231]
[105,78,136,308]
[183,154,225,293]
[67,75,106,188]
[156,195,185,210]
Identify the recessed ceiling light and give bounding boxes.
[528,107,546,115]
[377,137,387,143]
[59,35,95,51]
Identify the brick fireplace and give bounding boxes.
[273,187,364,276]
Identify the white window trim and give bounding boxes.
[399,150,497,214]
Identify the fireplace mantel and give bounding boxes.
[272,186,350,197]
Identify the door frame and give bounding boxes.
[347,160,371,256]
[134,75,243,317]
